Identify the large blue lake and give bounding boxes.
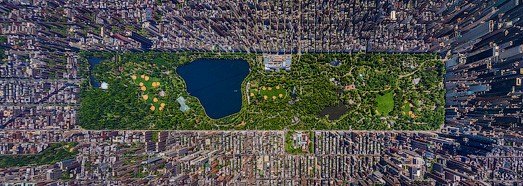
[177,59,250,119]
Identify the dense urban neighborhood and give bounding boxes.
[0,0,522,185]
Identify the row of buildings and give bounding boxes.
[440,0,523,132]
[0,0,445,53]
[0,130,521,185]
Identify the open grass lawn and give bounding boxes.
[132,75,166,111]
[256,85,287,100]
[376,91,394,116]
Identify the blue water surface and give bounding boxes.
[176,59,250,119]
[87,58,103,87]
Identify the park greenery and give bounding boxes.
[79,52,445,130]
[0,35,7,63]
[376,91,394,116]
[0,142,78,168]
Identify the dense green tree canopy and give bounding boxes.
[79,52,445,130]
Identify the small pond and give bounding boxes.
[87,58,103,88]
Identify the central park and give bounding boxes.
[79,52,446,130]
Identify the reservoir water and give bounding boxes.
[177,59,250,119]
